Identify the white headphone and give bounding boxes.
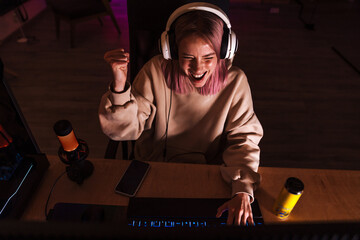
[160,2,238,60]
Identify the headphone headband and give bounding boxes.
[165,2,232,31]
[160,2,237,60]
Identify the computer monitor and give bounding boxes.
[0,59,41,156]
[0,58,49,219]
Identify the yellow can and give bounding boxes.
[272,177,304,219]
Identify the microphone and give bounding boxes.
[53,120,93,184]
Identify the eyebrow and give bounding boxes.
[182,52,216,57]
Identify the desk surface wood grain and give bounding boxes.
[22,156,360,223]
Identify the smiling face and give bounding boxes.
[178,34,218,88]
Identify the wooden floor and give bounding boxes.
[1,0,359,169]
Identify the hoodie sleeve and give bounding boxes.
[98,60,158,141]
[220,70,263,202]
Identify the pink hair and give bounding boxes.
[161,11,228,95]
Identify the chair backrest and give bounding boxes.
[126,0,230,82]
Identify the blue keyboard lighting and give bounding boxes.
[128,218,263,228]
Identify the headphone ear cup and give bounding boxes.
[220,27,229,59]
[220,28,238,59]
[160,30,178,60]
[227,30,238,59]
[160,31,172,60]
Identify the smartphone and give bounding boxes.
[115,160,150,197]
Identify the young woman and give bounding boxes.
[99,3,263,226]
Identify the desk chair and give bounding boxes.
[104,0,229,160]
[46,0,121,48]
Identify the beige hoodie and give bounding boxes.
[99,55,263,200]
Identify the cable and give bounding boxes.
[0,163,33,216]
[163,89,173,161]
[332,46,360,76]
[44,170,67,219]
[161,89,205,162]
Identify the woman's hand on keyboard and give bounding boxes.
[216,193,254,226]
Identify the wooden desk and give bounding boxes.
[22,155,360,223]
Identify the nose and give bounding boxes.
[190,59,203,73]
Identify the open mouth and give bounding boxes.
[190,72,207,81]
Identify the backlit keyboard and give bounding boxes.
[128,217,264,228]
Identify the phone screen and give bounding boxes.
[115,160,150,197]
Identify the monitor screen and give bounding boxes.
[0,59,40,156]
